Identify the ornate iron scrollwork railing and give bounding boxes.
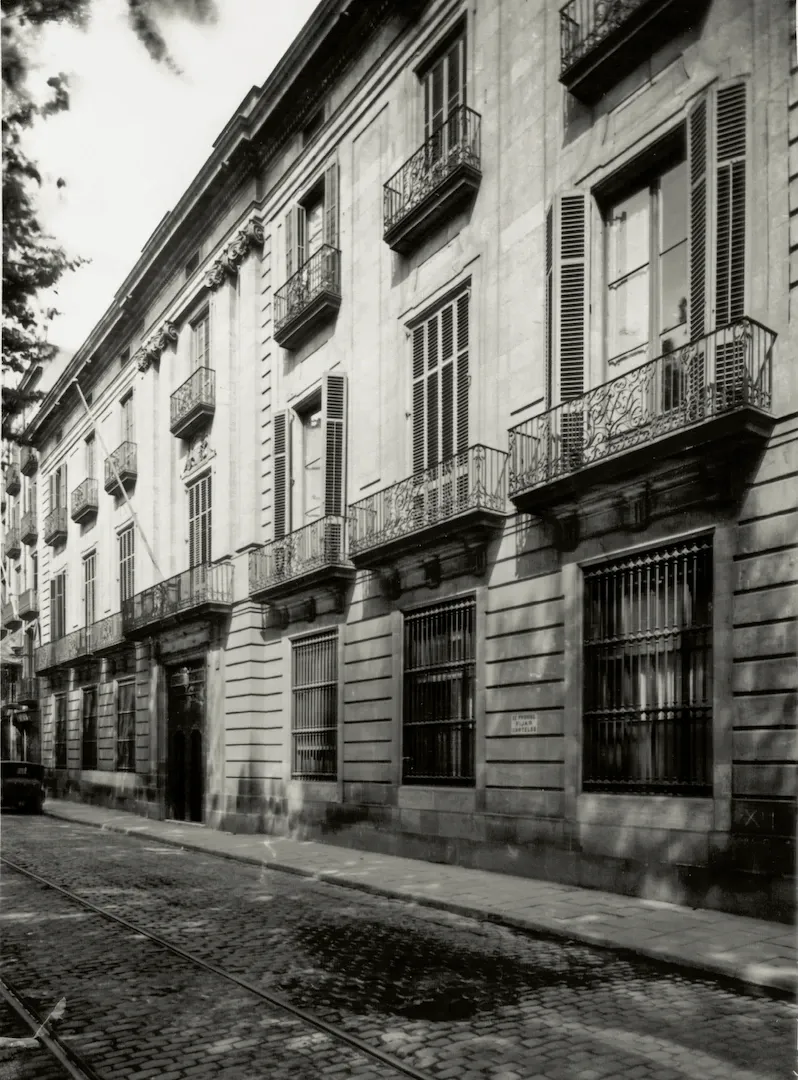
[509,318,776,498]
[89,612,125,652]
[20,446,37,476]
[170,367,215,431]
[560,0,647,74]
[20,510,37,545]
[36,627,91,671]
[349,445,508,556]
[383,105,482,236]
[249,515,350,596]
[104,442,137,492]
[5,464,21,496]
[274,246,341,335]
[71,478,99,521]
[5,527,21,559]
[122,562,233,635]
[43,506,68,545]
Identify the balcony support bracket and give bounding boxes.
[381,568,403,602]
[546,510,581,554]
[423,556,441,590]
[617,483,653,532]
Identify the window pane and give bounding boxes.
[607,264,649,363]
[305,198,324,260]
[606,187,649,283]
[660,240,688,334]
[660,160,687,249]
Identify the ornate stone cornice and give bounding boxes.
[134,320,178,372]
[204,218,264,291]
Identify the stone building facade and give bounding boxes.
[3,0,795,920]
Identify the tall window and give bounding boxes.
[583,537,713,794]
[284,162,339,279]
[604,155,688,369]
[50,463,67,510]
[422,29,466,140]
[192,310,210,369]
[292,631,338,780]
[50,571,66,641]
[83,551,96,627]
[31,552,38,595]
[120,391,135,444]
[188,475,211,568]
[403,596,475,785]
[296,402,322,526]
[53,693,67,769]
[85,435,96,480]
[119,526,135,605]
[82,686,97,770]
[116,679,135,772]
[411,292,470,477]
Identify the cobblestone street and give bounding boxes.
[0,815,793,1080]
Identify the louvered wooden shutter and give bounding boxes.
[285,207,300,279]
[273,410,291,540]
[552,193,587,403]
[714,82,746,327]
[323,162,339,249]
[411,292,470,477]
[545,205,554,408]
[687,96,709,341]
[188,475,211,568]
[321,372,347,517]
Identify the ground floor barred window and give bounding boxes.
[53,693,67,769]
[116,679,136,772]
[583,536,713,795]
[292,631,338,780]
[403,596,475,786]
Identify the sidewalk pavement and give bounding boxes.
[40,798,795,996]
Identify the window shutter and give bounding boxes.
[273,410,291,540]
[687,96,709,341]
[550,193,587,404]
[285,207,295,279]
[714,81,746,327]
[455,292,469,454]
[412,325,426,476]
[323,161,339,249]
[545,205,554,407]
[321,372,347,518]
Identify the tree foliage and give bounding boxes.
[1,0,217,439]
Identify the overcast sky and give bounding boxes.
[26,0,319,357]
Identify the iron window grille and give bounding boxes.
[82,686,97,770]
[292,631,338,780]
[583,536,713,795]
[403,596,476,786]
[53,693,67,769]
[116,679,136,772]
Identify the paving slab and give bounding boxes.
[35,798,797,995]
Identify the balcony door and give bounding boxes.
[422,30,466,142]
[166,661,205,823]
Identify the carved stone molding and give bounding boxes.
[135,320,178,372]
[182,434,216,479]
[617,484,653,532]
[548,511,580,553]
[204,218,265,291]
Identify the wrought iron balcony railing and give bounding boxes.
[349,445,508,567]
[35,627,91,672]
[2,599,21,632]
[249,515,354,603]
[20,446,38,477]
[122,562,233,638]
[20,510,37,546]
[71,478,99,523]
[18,588,38,621]
[509,318,776,507]
[44,505,68,546]
[17,676,40,704]
[5,528,21,560]
[383,105,482,253]
[5,464,21,496]
[558,0,707,101]
[89,612,125,654]
[274,246,341,349]
[170,367,216,439]
[104,442,137,495]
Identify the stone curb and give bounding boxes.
[42,806,796,998]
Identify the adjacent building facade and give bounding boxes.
[2,0,795,920]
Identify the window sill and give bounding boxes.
[577,792,714,832]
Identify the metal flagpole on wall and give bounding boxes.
[71,380,164,582]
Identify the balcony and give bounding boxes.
[122,562,233,640]
[18,589,38,622]
[5,464,21,496]
[559,0,709,103]
[170,367,216,440]
[383,106,482,255]
[349,445,508,568]
[20,510,37,546]
[71,478,99,524]
[44,505,68,546]
[2,600,22,632]
[249,515,355,604]
[274,246,341,350]
[35,628,91,673]
[89,612,125,655]
[104,442,137,495]
[509,319,776,513]
[20,446,38,477]
[17,677,40,705]
[6,528,21,560]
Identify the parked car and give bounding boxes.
[1,760,45,813]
